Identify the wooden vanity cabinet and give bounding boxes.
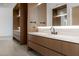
[28,34,63,55]
[62,41,79,56]
[28,34,79,56]
[28,41,62,56]
[30,35,62,53]
[13,3,28,44]
[19,3,28,44]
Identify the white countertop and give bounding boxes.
[28,32,79,44]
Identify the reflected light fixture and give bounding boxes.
[37,3,42,6]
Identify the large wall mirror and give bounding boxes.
[52,4,67,26]
[52,4,79,26]
[28,3,79,29]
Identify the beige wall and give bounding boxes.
[27,3,47,32]
[37,4,47,26]
[72,6,79,25]
[28,3,38,32]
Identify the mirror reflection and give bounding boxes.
[72,6,79,25]
[52,4,67,26]
[28,3,79,28]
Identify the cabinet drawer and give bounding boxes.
[28,41,62,56]
[29,35,47,46]
[62,41,79,56]
[29,35,62,53]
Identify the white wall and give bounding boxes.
[47,3,79,26]
[0,7,13,36]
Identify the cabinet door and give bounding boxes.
[28,34,46,44]
[29,35,47,45]
[62,41,79,56]
[28,41,62,56]
[20,3,28,44]
[29,35,62,53]
[44,38,62,53]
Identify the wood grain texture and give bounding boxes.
[29,35,62,53]
[13,3,28,44]
[13,4,20,30]
[28,41,62,56]
[20,3,28,44]
[62,41,79,56]
[28,34,79,56]
[28,35,63,55]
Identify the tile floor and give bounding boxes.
[0,37,40,56]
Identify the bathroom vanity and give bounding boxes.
[27,4,79,56]
[28,32,79,56]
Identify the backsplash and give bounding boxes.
[37,26,79,36]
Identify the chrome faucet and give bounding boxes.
[50,26,57,35]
